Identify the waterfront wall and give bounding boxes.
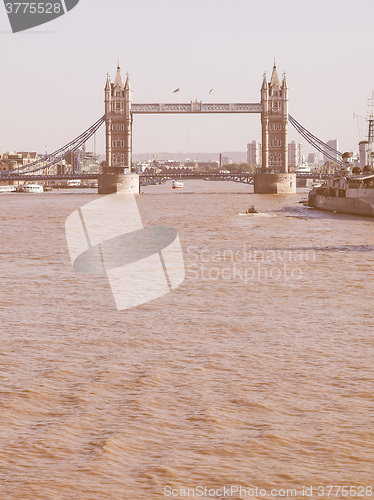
[296,177,314,188]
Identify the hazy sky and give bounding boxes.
[1,0,374,158]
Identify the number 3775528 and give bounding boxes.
[5,3,62,14]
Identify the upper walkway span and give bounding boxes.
[131,103,263,114]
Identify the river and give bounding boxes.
[0,180,373,499]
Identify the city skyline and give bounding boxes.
[1,0,374,157]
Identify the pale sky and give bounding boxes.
[1,0,374,158]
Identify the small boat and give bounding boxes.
[172,180,184,189]
[246,205,258,214]
[295,162,312,174]
[24,183,44,193]
[67,179,81,187]
[0,185,16,193]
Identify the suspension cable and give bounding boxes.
[4,115,105,175]
[288,114,342,165]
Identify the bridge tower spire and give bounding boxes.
[124,73,133,169]
[104,73,112,168]
[261,62,288,173]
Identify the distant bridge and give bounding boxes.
[139,171,331,186]
[0,171,331,184]
[140,172,255,185]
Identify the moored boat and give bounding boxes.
[307,105,374,217]
[24,183,44,193]
[0,185,16,193]
[172,180,184,189]
[307,169,374,216]
[295,162,312,174]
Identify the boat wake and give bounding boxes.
[238,212,277,218]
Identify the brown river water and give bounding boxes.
[0,180,373,499]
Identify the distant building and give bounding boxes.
[134,161,151,173]
[65,148,101,174]
[247,140,262,167]
[81,150,101,174]
[288,141,303,168]
[0,161,8,172]
[162,164,194,171]
[165,160,183,168]
[307,152,319,165]
[221,156,233,166]
[18,151,38,165]
[0,151,39,182]
[185,161,219,170]
[323,139,339,163]
[1,151,39,168]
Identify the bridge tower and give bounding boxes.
[261,63,288,173]
[104,62,132,172]
[255,62,295,193]
[100,62,139,194]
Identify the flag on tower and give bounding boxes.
[173,88,180,93]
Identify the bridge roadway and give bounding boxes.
[0,172,329,183]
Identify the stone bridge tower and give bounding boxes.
[254,62,295,193]
[261,62,288,173]
[99,63,139,194]
[104,62,132,173]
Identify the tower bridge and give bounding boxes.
[0,61,342,192]
[103,62,290,184]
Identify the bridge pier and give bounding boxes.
[98,172,139,194]
[254,172,296,194]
